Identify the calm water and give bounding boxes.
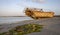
[0,17,33,24]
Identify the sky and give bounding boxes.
[0,0,60,16]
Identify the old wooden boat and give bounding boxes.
[25,8,54,19]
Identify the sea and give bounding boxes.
[0,17,33,24]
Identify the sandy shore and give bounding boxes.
[0,17,60,35]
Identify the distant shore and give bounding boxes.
[54,15,60,17]
[0,16,27,17]
[0,15,60,17]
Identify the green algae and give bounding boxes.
[0,24,43,35]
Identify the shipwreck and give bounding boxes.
[25,8,54,19]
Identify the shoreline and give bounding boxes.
[0,17,60,35]
[0,15,60,17]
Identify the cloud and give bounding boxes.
[17,0,46,10]
[32,0,44,2]
[25,0,45,3]
[17,0,45,7]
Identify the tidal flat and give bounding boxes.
[0,17,60,35]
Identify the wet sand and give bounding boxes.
[0,17,60,35]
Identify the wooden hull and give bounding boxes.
[25,11,54,19]
[32,11,54,18]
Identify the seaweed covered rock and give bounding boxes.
[0,24,43,35]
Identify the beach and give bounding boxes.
[0,17,60,35]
